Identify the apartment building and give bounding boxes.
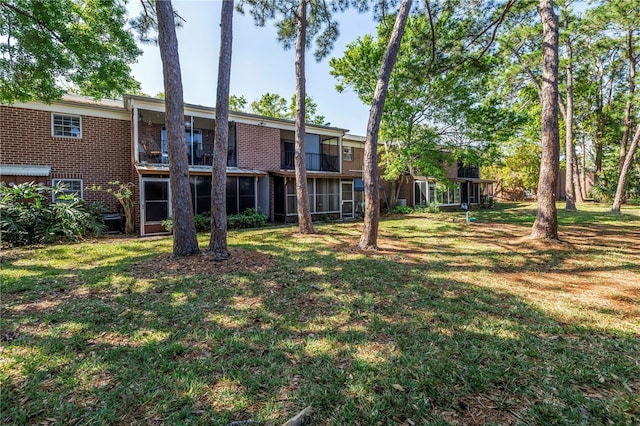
[1,94,494,236]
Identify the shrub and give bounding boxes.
[161,217,173,233]
[228,208,268,229]
[0,182,105,247]
[193,212,211,232]
[426,204,440,213]
[161,209,268,233]
[390,205,412,214]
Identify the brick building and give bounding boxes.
[1,94,494,236]
[1,94,363,235]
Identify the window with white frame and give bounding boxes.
[286,178,340,215]
[343,146,353,161]
[415,181,428,205]
[52,114,82,138]
[52,179,83,202]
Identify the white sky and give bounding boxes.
[127,0,378,135]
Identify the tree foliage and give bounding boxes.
[0,0,141,103]
[330,2,519,197]
[243,92,329,125]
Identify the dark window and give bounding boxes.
[190,176,212,215]
[226,176,238,215]
[144,181,169,222]
[226,176,255,215]
[238,177,255,212]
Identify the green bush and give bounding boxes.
[193,212,211,232]
[390,205,412,214]
[0,182,105,247]
[162,209,268,233]
[161,217,173,233]
[228,208,268,229]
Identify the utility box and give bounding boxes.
[102,213,123,234]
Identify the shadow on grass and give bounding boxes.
[1,221,639,425]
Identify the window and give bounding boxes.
[226,176,256,215]
[227,122,237,167]
[52,179,83,202]
[343,146,353,161]
[52,114,81,138]
[286,178,339,215]
[143,180,170,222]
[190,176,212,215]
[415,181,428,205]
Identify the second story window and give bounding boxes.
[52,114,82,138]
[343,146,353,161]
[458,165,479,179]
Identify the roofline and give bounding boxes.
[124,94,350,134]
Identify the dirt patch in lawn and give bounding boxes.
[131,247,277,278]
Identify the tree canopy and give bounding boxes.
[0,0,141,103]
[230,92,330,125]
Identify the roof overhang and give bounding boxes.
[270,170,360,179]
[453,178,496,183]
[124,94,348,136]
[0,164,51,177]
[134,163,267,177]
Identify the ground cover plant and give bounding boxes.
[1,202,639,425]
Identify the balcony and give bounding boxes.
[138,138,214,167]
[458,166,480,179]
[281,151,339,172]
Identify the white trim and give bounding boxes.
[140,177,171,236]
[126,95,346,137]
[13,100,128,121]
[340,180,354,219]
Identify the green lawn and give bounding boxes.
[2,202,639,425]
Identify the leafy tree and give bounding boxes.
[155,0,199,256]
[288,93,329,125]
[229,94,247,111]
[210,0,234,261]
[249,92,288,118]
[0,0,140,103]
[531,0,560,241]
[359,0,412,250]
[612,123,639,212]
[239,0,364,233]
[331,2,520,212]
[246,92,329,125]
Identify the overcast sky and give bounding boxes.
[127,1,378,135]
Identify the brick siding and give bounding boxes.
[0,106,133,213]
[237,123,281,171]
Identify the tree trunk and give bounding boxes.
[294,0,314,234]
[209,0,234,260]
[581,135,587,200]
[358,0,412,250]
[619,29,636,175]
[156,0,199,257]
[612,124,640,213]
[564,30,576,211]
[531,0,560,241]
[573,152,584,203]
[594,63,604,175]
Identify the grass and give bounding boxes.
[1,202,639,425]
